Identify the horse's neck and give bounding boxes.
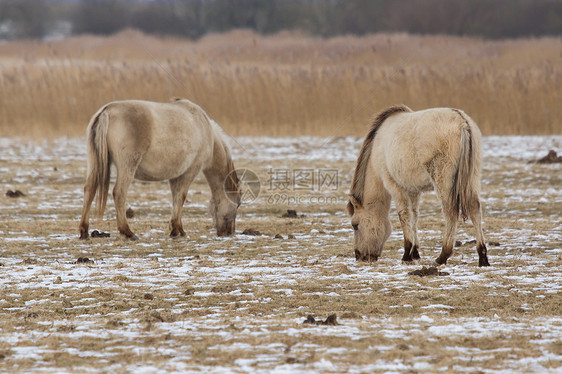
[204,168,225,197]
[363,158,392,216]
[203,136,231,199]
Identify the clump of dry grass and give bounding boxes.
[0,29,560,137]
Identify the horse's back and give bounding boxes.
[104,99,210,136]
[101,99,214,181]
[374,108,474,190]
[104,101,154,152]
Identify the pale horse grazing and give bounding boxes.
[347,105,490,267]
[79,98,240,240]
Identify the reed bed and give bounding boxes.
[0,30,560,137]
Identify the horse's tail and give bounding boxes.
[451,109,480,221]
[86,104,111,219]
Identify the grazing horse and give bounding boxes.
[79,98,240,240]
[347,105,490,267]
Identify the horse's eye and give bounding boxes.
[352,223,359,231]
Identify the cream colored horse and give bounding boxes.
[348,105,490,266]
[79,98,240,240]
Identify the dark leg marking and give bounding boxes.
[402,239,413,262]
[120,228,138,241]
[477,243,490,267]
[435,245,453,265]
[412,245,420,260]
[169,218,186,238]
[79,226,89,240]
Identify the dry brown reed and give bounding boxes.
[0,29,560,137]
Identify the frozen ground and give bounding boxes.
[0,135,561,373]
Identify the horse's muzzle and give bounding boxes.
[355,248,379,262]
[217,223,235,236]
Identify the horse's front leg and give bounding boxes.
[409,192,421,260]
[169,188,187,238]
[168,169,199,238]
[390,187,417,262]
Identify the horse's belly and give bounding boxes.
[385,154,433,192]
[393,168,432,192]
[135,151,196,181]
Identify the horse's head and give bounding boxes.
[209,194,239,236]
[347,196,391,261]
[210,168,241,236]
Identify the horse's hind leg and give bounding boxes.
[469,195,490,267]
[78,174,96,239]
[113,163,138,240]
[168,168,200,238]
[435,209,458,265]
[433,168,459,265]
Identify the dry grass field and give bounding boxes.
[0,30,561,137]
[0,134,561,372]
[0,30,561,372]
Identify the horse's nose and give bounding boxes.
[217,225,235,237]
[352,223,359,231]
[355,249,379,262]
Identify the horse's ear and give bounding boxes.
[347,195,362,216]
[346,201,354,216]
[350,195,361,208]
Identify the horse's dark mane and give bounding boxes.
[350,105,412,205]
[216,130,239,203]
[224,151,239,197]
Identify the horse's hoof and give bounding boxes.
[479,256,490,267]
[170,229,186,238]
[122,233,138,240]
[402,253,413,262]
[217,231,233,237]
[79,232,89,240]
[119,229,137,240]
[435,256,448,265]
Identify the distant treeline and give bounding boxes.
[1,0,561,40]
